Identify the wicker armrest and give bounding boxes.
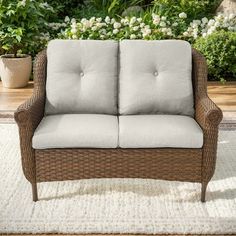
[14,50,47,185]
[192,49,223,130]
[14,95,45,131]
[14,95,44,184]
[14,49,47,130]
[196,94,223,195]
[192,49,223,194]
[196,95,223,130]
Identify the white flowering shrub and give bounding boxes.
[64,16,153,40]
[63,13,236,42]
[183,13,236,39]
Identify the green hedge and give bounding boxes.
[194,31,236,82]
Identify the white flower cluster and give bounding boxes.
[39,2,53,11]
[67,16,155,39]
[19,1,54,11]
[38,16,72,43]
[38,32,50,42]
[65,13,236,41]
[179,12,187,19]
[183,13,236,39]
[19,0,27,7]
[47,22,67,31]
[152,14,173,36]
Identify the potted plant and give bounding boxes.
[0,0,54,88]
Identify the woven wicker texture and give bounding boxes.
[14,47,223,202]
[192,49,223,198]
[36,149,202,182]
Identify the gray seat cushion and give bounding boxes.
[119,40,194,116]
[32,114,118,149]
[45,40,118,115]
[119,115,203,148]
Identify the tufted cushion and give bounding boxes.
[45,40,118,115]
[119,115,203,148]
[32,114,119,149]
[119,40,194,116]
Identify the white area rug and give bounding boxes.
[0,124,236,234]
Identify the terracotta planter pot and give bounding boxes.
[0,54,32,88]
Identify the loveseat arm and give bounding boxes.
[192,49,223,192]
[14,95,45,130]
[14,49,47,184]
[196,95,222,197]
[195,95,223,130]
[192,48,223,131]
[192,49,222,128]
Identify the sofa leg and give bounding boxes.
[32,182,38,202]
[201,182,208,202]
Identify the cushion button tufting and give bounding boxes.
[80,72,84,77]
[154,71,158,76]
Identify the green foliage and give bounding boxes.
[39,0,222,20]
[0,0,55,57]
[59,0,221,19]
[151,0,222,22]
[46,0,152,19]
[194,31,236,81]
[46,0,82,19]
[74,0,151,18]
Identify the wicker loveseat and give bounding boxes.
[15,40,222,202]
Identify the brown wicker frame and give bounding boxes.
[14,48,223,202]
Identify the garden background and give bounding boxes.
[0,0,235,82]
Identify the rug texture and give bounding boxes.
[0,124,236,234]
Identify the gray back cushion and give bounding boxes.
[119,40,194,116]
[45,40,118,115]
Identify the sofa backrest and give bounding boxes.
[45,39,194,117]
[45,40,118,115]
[119,40,194,116]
